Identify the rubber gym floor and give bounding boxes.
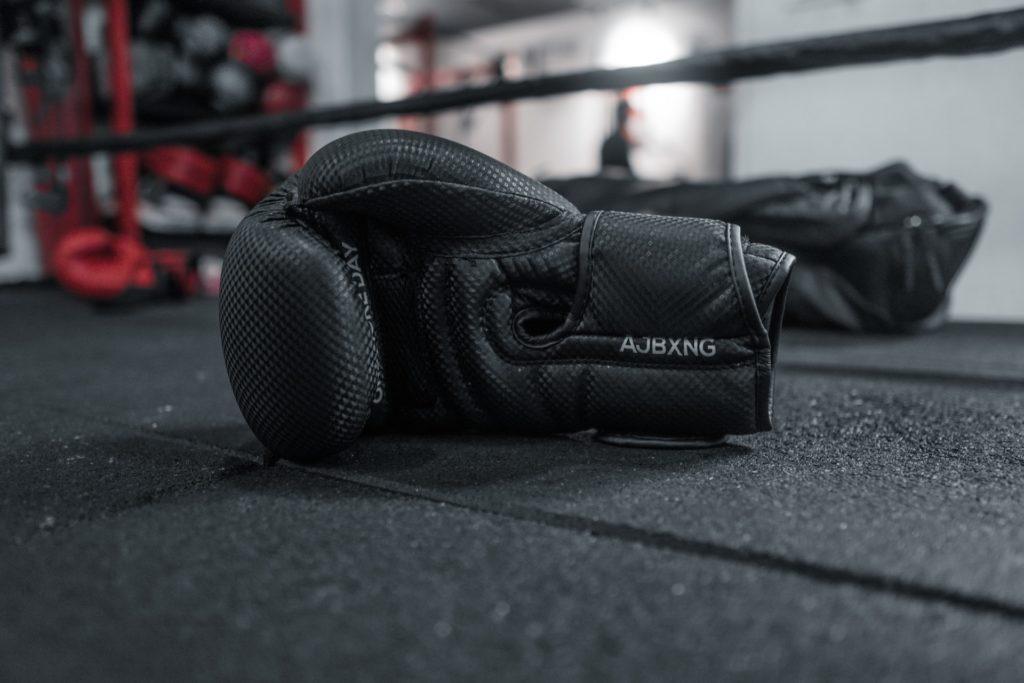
[2,285,1023,681]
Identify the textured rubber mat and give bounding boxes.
[3,286,1024,680]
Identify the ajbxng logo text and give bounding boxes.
[619,337,717,357]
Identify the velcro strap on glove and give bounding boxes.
[575,210,778,364]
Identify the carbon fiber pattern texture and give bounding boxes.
[220,130,794,460]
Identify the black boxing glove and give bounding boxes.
[220,130,795,460]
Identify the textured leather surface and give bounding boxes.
[221,130,794,460]
[546,163,985,332]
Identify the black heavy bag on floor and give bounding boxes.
[547,163,984,332]
[220,130,794,460]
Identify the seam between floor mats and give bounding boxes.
[11,459,261,544]
[26,402,1024,623]
[10,404,265,541]
[285,463,1024,623]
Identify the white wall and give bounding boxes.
[306,0,378,153]
[731,0,1024,322]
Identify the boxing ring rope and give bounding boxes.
[7,7,1024,161]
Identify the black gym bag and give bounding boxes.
[546,163,985,332]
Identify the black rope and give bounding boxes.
[9,7,1024,160]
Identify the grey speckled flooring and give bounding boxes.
[2,286,1023,681]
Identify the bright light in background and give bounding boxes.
[375,42,409,102]
[630,83,703,179]
[599,13,682,68]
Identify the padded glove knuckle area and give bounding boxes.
[297,130,572,206]
[293,129,580,246]
[220,182,383,460]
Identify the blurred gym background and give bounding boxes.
[2,0,1022,321]
[4,6,1024,678]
